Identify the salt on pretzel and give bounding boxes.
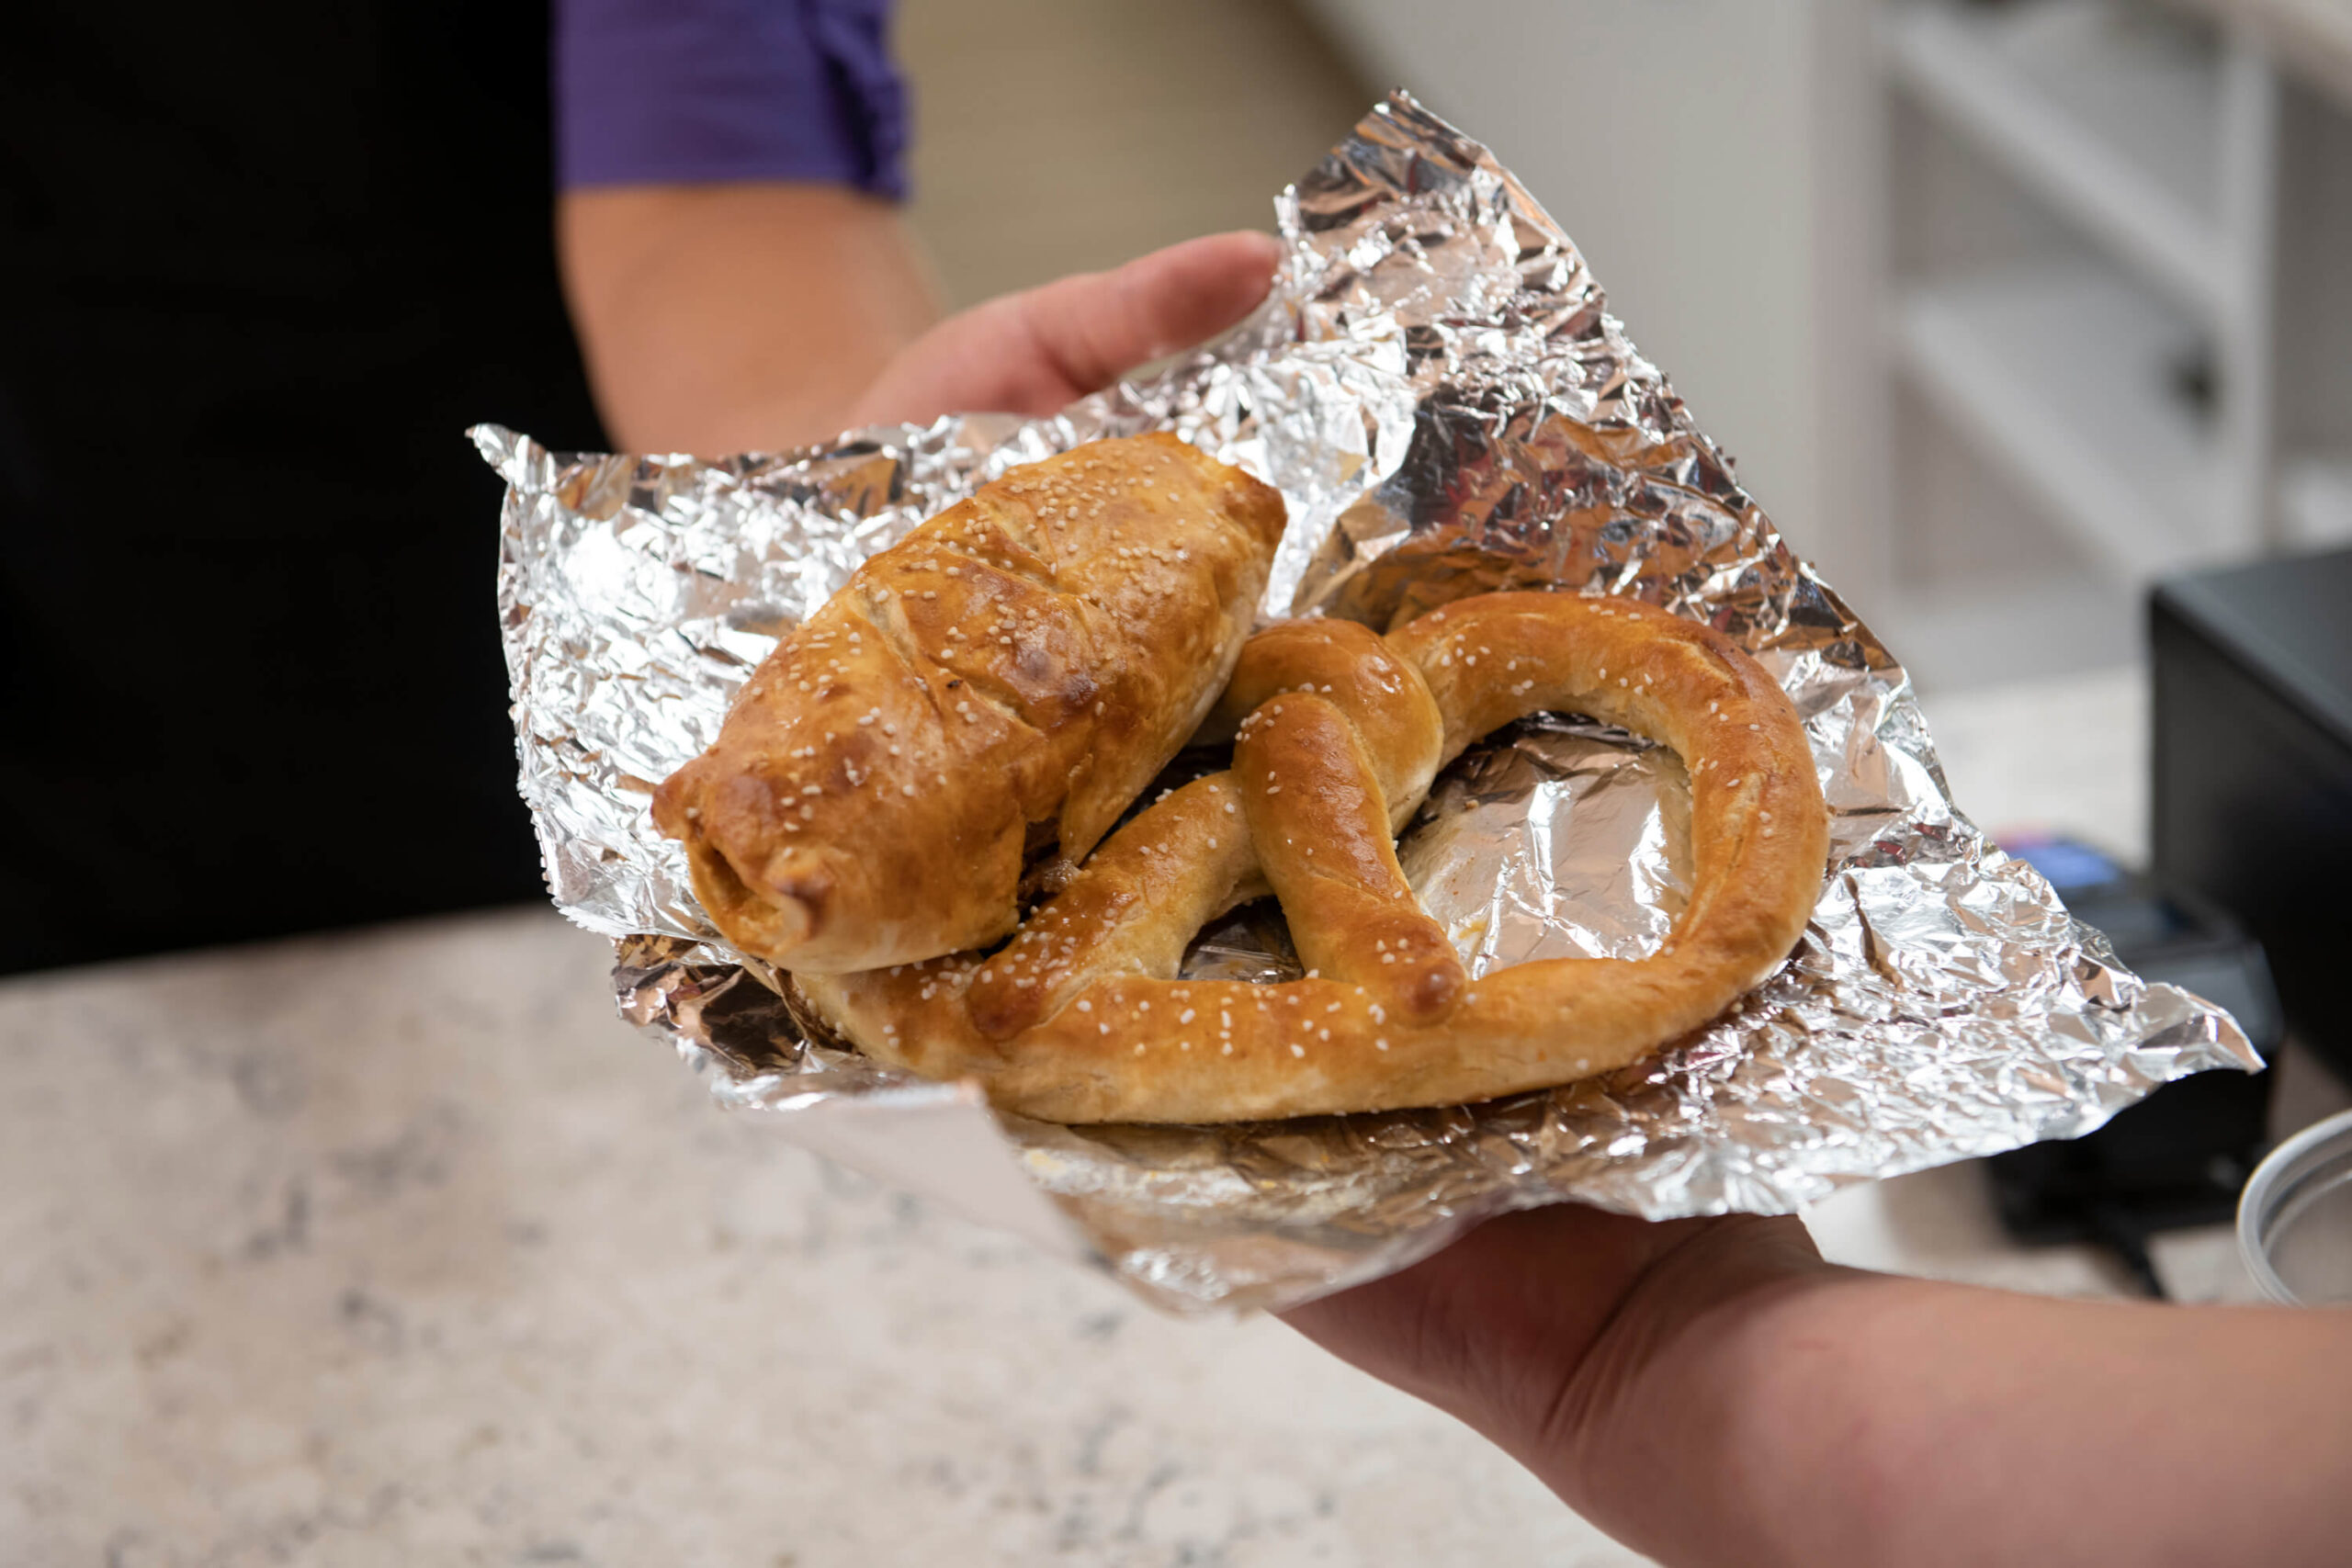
[652,434,1285,973]
[796,592,1830,1123]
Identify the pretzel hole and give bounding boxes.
[1156,712,1692,996]
[1388,714,1694,973]
[1180,897,1306,985]
[1016,819,1074,904]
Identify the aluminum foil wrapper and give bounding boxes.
[482,93,2254,1314]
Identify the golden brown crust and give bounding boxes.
[651,434,1285,972]
[797,592,1831,1122]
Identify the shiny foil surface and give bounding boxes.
[484,94,2255,1314]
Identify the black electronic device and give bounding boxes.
[1981,544,2352,1294]
[2151,547,2352,1079]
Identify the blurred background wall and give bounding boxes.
[896,0,1367,306]
[891,0,2352,697]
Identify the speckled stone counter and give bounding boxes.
[7,669,2327,1566]
[1,909,1642,1566]
[14,667,2333,1568]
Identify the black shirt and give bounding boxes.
[1,0,605,972]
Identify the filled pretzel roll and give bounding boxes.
[652,434,1287,973]
[795,589,1831,1123]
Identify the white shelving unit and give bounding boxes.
[2282,456,2352,547]
[1873,0,2350,685]
[1301,0,2352,694]
[1893,266,2216,579]
[1886,0,2236,324]
[1883,0,2294,604]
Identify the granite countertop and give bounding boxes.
[1,910,1629,1567]
[5,668,2335,1565]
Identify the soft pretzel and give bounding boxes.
[652,434,1286,972]
[797,592,1830,1122]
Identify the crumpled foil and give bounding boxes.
[481,93,2255,1314]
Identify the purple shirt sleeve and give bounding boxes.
[554,0,908,198]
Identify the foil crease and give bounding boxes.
[485,93,2255,1314]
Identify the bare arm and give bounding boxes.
[558,184,939,454]
[559,184,1282,454]
[1287,1206,2352,1566]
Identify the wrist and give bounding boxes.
[1508,1213,1842,1546]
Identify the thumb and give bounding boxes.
[845,231,1284,432]
[1011,230,1283,393]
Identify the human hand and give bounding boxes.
[562,179,1283,454]
[1282,1205,1824,1523]
[1295,1198,2352,1568]
[846,230,1284,431]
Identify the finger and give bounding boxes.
[1011,230,1283,394]
[841,231,1283,430]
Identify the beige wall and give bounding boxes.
[896,0,1371,308]
[894,0,1884,603]
[1304,0,1888,603]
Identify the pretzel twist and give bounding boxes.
[796,592,1829,1123]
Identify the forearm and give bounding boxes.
[557,183,939,453]
[1554,1256,2352,1566]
